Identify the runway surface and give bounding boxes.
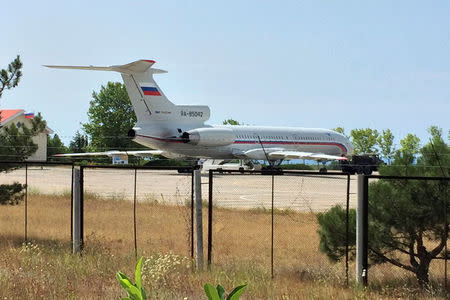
[0,166,357,212]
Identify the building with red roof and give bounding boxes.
[0,109,53,161]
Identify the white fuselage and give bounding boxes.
[45,60,354,162]
[133,125,353,161]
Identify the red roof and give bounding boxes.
[0,109,24,122]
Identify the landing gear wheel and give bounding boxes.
[319,167,328,174]
[363,166,373,175]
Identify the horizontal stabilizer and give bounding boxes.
[44,59,167,74]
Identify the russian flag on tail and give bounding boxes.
[141,86,161,96]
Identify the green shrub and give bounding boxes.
[0,182,25,205]
[116,257,147,300]
[204,283,247,300]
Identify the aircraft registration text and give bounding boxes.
[181,110,204,118]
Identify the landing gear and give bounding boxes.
[363,166,373,175]
[319,161,327,173]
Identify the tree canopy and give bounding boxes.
[0,55,22,98]
[0,57,46,204]
[350,128,379,155]
[0,57,46,169]
[377,129,395,163]
[222,118,241,125]
[335,127,396,162]
[47,133,68,158]
[332,127,347,137]
[69,131,88,153]
[318,126,449,289]
[82,82,142,151]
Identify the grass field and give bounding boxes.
[0,194,447,299]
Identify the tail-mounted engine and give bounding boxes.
[181,127,235,147]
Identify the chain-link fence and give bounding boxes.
[0,162,194,259]
[82,166,193,257]
[0,162,74,246]
[206,170,353,284]
[3,162,447,293]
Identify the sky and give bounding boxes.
[1,0,449,146]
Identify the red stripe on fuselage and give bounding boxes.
[136,135,347,154]
[234,140,347,154]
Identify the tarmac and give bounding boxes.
[0,166,358,212]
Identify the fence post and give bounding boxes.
[70,164,74,242]
[191,170,194,259]
[444,180,448,292]
[207,170,213,269]
[194,169,204,270]
[133,168,138,261]
[356,175,368,286]
[72,167,83,254]
[271,174,274,279]
[345,173,350,286]
[24,163,28,243]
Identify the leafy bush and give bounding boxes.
[204,283,247,300]
[0,182,25,205]
[116,257,147,300]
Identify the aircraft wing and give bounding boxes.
[53,150,163,158]
[267,151,347,161]
[125,150,164,157]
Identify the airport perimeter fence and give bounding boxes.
[2,162,447,293]
[364,175,449,294]
[205,169,355,286]
[0,161,195,260]
[0,161,74,247]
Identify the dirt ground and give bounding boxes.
[0,166,357,212]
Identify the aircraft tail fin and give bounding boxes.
[45,60,175,125]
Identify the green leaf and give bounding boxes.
[117,272,134,290]
[125,285,142,300]
[135,257,143,291]
[204,283,220,300]
[116,272,142,300]
[141,287,147,300]
[227,284,247,300]
[217,284,226,300]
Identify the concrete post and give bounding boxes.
[194,169,204,270]
[356,174,368,286]
[72,167,82,254]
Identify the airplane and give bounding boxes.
[45,60,354,172]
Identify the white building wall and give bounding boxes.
[29,132,47,161]
[1,114,49,162]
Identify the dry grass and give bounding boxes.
[0,194,447,299]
